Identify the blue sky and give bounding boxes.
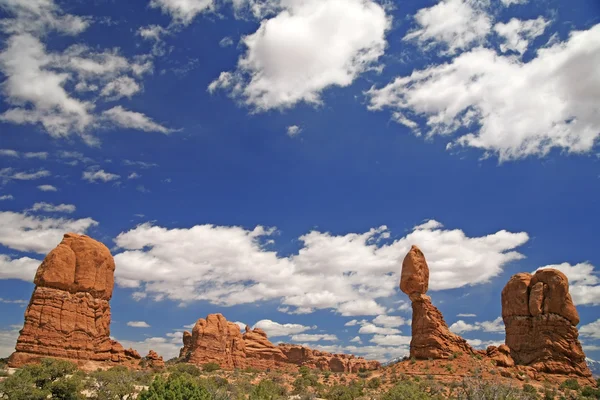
[0,0,599,362]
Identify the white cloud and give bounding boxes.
[0,298,27,305]
[287,125,302,137]
[103,106,172,133]
[138,25,169,56]
[0,326,21,358]
[234,321,246,331]
[372,315,407,328]
[82,169,120,183]
[127,321,151,328]
[449,316,503,334]
[0,0,89,36]
[112,220,528,314]
[128,172,141,180]
[403,0,491,54]
[219,36,234,48]
[501,0,528,5]
[350,336,362,344]
[290,333,338,342]
[24,152,48,159]
[123,160,159,168]
[0,168,50,182]
[37,184,57,192]
[0,211,98,255]
[358,323,401,335]
[116,335,181,360]
[0,195,14,201]
[580,319,600,340]
[457,313,477,317]
[368,24,600,161]
[0,149,19,157]
[0,255,40,282]
[494,17,550,55]
[466,338,503,349]
[369,334,411,346]
[537,262,600,306]
[30,202,76,213]
[229,0,281,19]
[210,0,390,111]
[100,76,141,100]
[252,320,314,337]
[149,0,215,25]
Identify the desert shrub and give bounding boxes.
[445,363,453,373]
[87,366,138,400]
[249,379,287,400]
[138,374,211,400]
[168,363,202,377]
[522,384,537,394]
[243,366,260,374]
[0,358,84,400]
[324,382,363,400]
[581,386,600,399]
[366,377,381,389]
[203,362,221,372]
[381,380,432,400]
[357,370,371,379]
[454,378,537,400]
[560,379,580,391]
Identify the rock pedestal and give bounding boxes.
[8,233,140,368]
[400,245,475,359]
[502,269,591,377]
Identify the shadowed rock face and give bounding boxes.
[9,233,141,368]
[400,245,475,359]
[502,269,591,377]
[179,313,380,372]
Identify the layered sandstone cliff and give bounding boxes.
[502,269,591,377]
[400,245,475,359]
[9,233,141,368]
[179,313,380,372]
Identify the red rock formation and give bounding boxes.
[486,345,515,368]
[179,313,379,372]
[400,245,475,359]
[8,233,141,368]
[181,314,247,369]
[502,269,591,377]
[145,350,165,369]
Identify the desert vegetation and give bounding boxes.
[1,358,599,400]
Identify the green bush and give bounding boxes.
[88,366,137,400]
[0,358,84,400]
[138,374,211,400]
[381,381,432,400]
[168,363,202,377]
[249,379,287,400]
[203,362,221,373]
[560,379,580,391]
[366,377,381,389]
[581,386,600,399]
[324,383,363,400]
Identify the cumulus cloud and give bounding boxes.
[537,262,600,306]
[113,220,527,315]
[29,202,76,213]
[0,195,14,201]
[0,326,21,358]
[501,0,528,5]
[350,336,362,344]
[37,184,57,192]
[580,319,600,340]
[209,0,390,111]
[369,334,411,346]
[127,321,151,328]
[372,315,408,328]
[103,106,172,133]
[358,323,401,335]
[116,335,181,360]
[100,76,142,100]
[368,24,600,161]
[494,17,550,55]
[0,149,19,157]
[0,211,98,255]
[0,255,40,282]
[290,334,338,342]
[466,338,504,349]
[253,320,314,337]
[286,125,302,138]
[82,169,120,183]
[0,168,51,182]
[449,317,504,334]
[403,0,492,54]
[149,0,215,25]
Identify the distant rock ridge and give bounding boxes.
[9,233,141,368]
[400,245,475,359]
[178,313,380,372]
[502,269,592,377]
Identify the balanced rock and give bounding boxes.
[9,233,141,368]
[502,269,591,377]
[400,245,475,359]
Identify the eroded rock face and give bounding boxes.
[502,269,591,377]
[145,350,165,369]
[486,345,515,368]
[9,233,140,368]
[400,246,475,359]
[179,313,379,372]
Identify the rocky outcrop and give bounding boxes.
[8,233,141,368]
[179,313,379,372]
[502,269,591,377]
[278,344,380,372]
[400,245,475,359]
[486,345,514,368]
[145,350,165,369]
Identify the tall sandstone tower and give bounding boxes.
[9,233,140,367]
